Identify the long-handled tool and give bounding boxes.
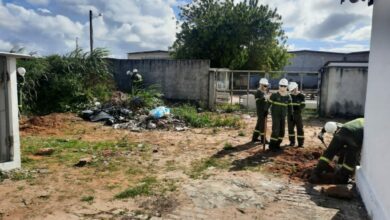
[318,133,328,148]
[263,114,267,151]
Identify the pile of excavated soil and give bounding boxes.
[266,147,323,180]
[19,113,80,135]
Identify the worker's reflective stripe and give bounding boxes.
[260,133,264,135]
[289,103,301,106]
[319,156,331,164]
[269,101,288,107]
[297,135,305,138]
[270,137,278,141]
[255,98,260,101]
[278,137,283,140]
[289,134,295,137]
[342,164,355,172]
[254,130,260,133]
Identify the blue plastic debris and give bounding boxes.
[150,106,170,119]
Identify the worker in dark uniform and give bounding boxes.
[287,82,306,147]
[252,78,270,143]
[309,118,364,184]
[268,78,293,152]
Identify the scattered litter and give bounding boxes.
[80,100,187,132]
[150,106,170,119]
[34,148,55,156]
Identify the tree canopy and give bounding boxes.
[170,0,290,70]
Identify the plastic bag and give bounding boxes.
[150,106,170,119]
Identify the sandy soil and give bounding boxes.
[0,113,368,220]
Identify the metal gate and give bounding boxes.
[0,56,11,162]
[208,69,320,111]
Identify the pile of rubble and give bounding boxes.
[80,92,188,132]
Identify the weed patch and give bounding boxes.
[187,158,230,179]
[172,105,242,128]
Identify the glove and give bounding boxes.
[318,132,324,141]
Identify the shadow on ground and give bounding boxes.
[212,141,284,171]
[303,183,369,220]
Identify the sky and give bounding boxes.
[0,0,373,58]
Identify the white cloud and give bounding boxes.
[0,0,178,57]
[320,44,369,53]
[342,25,371,41]
[26,0,49,5]
[0,39,12,51]
[37,8,51,14]
[261,0,372,41]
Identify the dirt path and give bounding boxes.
[0,113,368,220]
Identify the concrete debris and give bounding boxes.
[34,148,55,156]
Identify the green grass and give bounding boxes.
[81,195,94,203]
[115,176,158,199]
[216,103,241,113]
[302,108,319,120]
[172,105,242,128]
[223,142,234,151]
[238,131,246,137]
[187,158,231,179]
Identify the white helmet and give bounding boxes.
[133,68,138,73]
[279,78,288,86]
[288,82,298,91]
[259,78,269,86]
[324,122,338,134]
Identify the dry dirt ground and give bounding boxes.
[0,113,368,220]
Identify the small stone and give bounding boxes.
[34,148,55,156]
[147,122,157,129]
[241,114,251,120]
[74,157,93,167]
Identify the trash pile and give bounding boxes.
[80,92,188,132]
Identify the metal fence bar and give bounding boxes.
[230,71,233,105]
[247,72,250,111]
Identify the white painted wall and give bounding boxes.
[0,56,21,171]
[356,0,390,219]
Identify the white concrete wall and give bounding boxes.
[0,56,21,171]
[320,66,368,117]
[357,0,390,219]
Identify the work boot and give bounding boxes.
[334,168,352,184]
[252,133,260,142]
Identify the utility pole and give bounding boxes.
[75,37,79,50]
[89,10,93,54]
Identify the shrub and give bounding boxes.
[17,48,114,114]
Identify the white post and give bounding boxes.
[0,56,21,171]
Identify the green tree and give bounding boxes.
[171,0,290,70]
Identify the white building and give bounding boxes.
[356,0,390,219]
[0,52,30,171]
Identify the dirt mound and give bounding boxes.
[266,147,323,181]
[20,113,79,135]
